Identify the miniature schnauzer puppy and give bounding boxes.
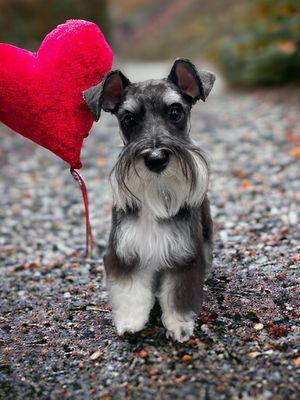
[83,59,215,342]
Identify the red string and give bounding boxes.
[70,168,93,256]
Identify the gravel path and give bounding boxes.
[0,62,299,400]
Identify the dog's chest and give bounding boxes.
[115,208,192,268]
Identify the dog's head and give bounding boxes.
[84,59,215,218]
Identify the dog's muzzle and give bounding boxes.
[144,149,170,173]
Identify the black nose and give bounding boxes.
[144,149,170,173]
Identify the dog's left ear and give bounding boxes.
[168,58,215,103]
[83,70,131,121]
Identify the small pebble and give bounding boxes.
[254,323,264,331]
[89,351,103,361]
[248,352,261,359]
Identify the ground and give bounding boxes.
[0,62,299,400]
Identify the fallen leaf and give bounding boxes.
[292,253,300,262]
[97,157,106,167]
[267,322,289,338]
[276,40,296,54]
[187,338,199,345]
[201,312,214,324]
[275,273,286,279]
[293,357,300,368]
[176,375,188,383]
[148,367,157,376]
[30,173,38,183]
[84,283,94,290]
[139,349,148,358]
[289,147,300,158]
[285,132,300,145]
[233,167,247,178]
[254,174,264,181]
[241,179,253,190]
[294,192,300,201]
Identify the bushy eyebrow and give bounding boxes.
[119,98,140,114]
[162,89,182,106]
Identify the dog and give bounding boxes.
[83,59,215,342]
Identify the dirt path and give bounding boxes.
[0,62,299,399]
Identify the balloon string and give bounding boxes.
[70,168,93,257]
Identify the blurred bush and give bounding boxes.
[0,0,109,50]
[216,0,300,85]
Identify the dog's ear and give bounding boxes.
[168,58,215,103]
[83,70,131,121]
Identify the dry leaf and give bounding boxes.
[187,338,199,345]
[275,273,286,279]
[97,157,106,167]
[139,349,148,358]
[285,132,300,145]
[254,174,264,181]
[289,147,300,158]
[276,40,296,54]
[241,179,253,190]
[233,167,247,178]
[293,356,300,368]
[292,253,300,262]
[176,375,188,383]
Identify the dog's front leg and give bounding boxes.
[158,262,205,342]
[107,268,155,336]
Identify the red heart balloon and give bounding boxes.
[0,19,113,169]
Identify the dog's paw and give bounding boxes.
[162,313,195,343]
[114,312,149,336]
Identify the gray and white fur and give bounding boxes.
[83,58,215,342]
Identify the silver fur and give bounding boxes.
[83,58,215,342]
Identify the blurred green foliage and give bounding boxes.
[0,0,110,50]
[216,0,300,85]
[112,0,300,86]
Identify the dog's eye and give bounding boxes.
[122,114,136,129]
[169,105,183,123]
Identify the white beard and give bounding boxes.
[110,151,209,219]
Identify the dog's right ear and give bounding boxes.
[83,70,131,121]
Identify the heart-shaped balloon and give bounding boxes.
[0,19,113,168]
